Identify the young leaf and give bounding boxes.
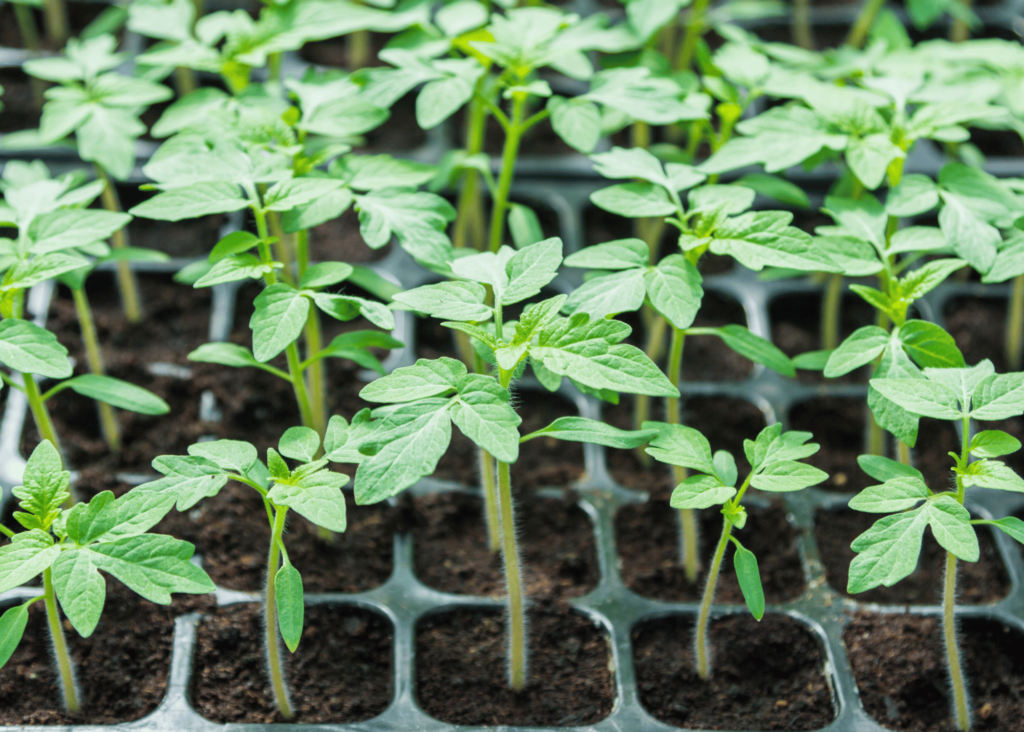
[848,508,930,592]
[62,375,170,415]
[150,455,229,511]
[563,239,649,270]
[268,472,349,532]
[188,440,258,474]
[961,460,1024,493]
[750,461,828,492]
[590,182,677,218]
[449,375,521,463]
[824,326,888,377]
[731,538,765,621]
[251,285,310,362]
[502,237,562,305]
[869,378,963,420]
[975,517,1024,546]
[188,342,267,371]
[0,602,32,669]
[670,475,736,509]
[13,441,70,526]
[645,255,703,330]
[926,497,979,561]
[520,417,658,448]
[359,358,464,403]
[897,321,965,369]
[849,477,930,513]
[128,182,248,221]
[970,373,1024,420]
[709,325,795,377]
[86,534,216,603]
[643,422,717,475]
[0,530,60,594]
[0,320,73,378]
[857,455,924,483]
[393,281,491,322]
[52,548,106,636]
[208,231,259,263]
[279,426,320,463]
[970,430,1022,458]
[299,262,353,289]
[275,560,304,653]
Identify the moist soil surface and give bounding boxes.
[788,396,872,493]
[616,501,806,603]
[410,491,598,600]
[0,3,112,49]
[116,187,225,258]
[416,607,614,726]
[0,582,213,726]
[815,509,1009,605]
[845,613,1024,732]
[193,603,392,724]
[307,209,390,263]
[633,614,835,730]
[0,68,42,132]
[944,296,1012,373]
[604,395,767,500]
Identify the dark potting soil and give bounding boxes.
[788,396,873,494]
[944,297,1011,374]
[912,418,965,500]
[769,291,876,384]
[0,68,42,133]
[156,481,398,592]
[431,388,585,489]
[0,3,113,50]
[582,204,734,275]
[815,509,1009,605]
[968,127,1024,158]
[298,32,388,68]
[410,491,598,600]
[616,501,806,604]
[192,603,393,724]
[633,614,835,730]
[359,94,428,153]
[116,186,225,258]
[604,395,767,500]
[415,607,614,726]
[307,208,390,263]
[845,613,1024,732]
[23,274,215,489]
[0,581,213,726]
[479,109,577,158]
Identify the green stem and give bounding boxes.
[950,0,972,41]
[792,0,814,49]
[72,287,120,452]
[633,315,668,467]
[43,567,79,712]
[480,448,500,552]
[497,456,525,690]
[13,3,41,51]
[24,371,63,464]
[265,508,293,719]
[42,0,67,48]
[348,30,371,69]
[267,210,295,286]
[296,229,327,439]
[95,166,142,324]
[846,0,886,48]
[676,0,710,71]
[173,66,198,97]
[944,551,970,730]
[666,325,699,582]
[897,439,911,465]
[696,516,732,679]
[821,272,843,351]
[487,94,526,253]
[1006,274,1024,370]
[453,82,489,252]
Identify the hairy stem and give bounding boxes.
[497,458,525,690]
[821,272,843,351]
[42,0,67,48]
[846,0,886,48]
[488,95,526,253]
[95,166,142,323]
[453,84,489,252]
[1006,274,1024,370]
[696,516,733,679]
[265,508,293,719]
[667,326,699,582]
[267,211,295,286]
[676,0,710,71]
[897,439,911,466]
[633,315,668,466]
[479,449,501,552]
[72,287,120,452]
[944,551,970,730]
[43,567,79,712]
[23,371,63,466]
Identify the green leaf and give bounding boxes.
[670,474,736,509]
[311,293,394,331]
[151,455,229,511]
[354,400,453,504]
[13,441,70,526]
[898,321,964,369]
[927,496,979,561]
[710,212,841,274]
[548,96,601,154]
[2,253,88,291]
[299,262,353,289]
[971,373,1024,420]
[268,448,290,481]
[450,375,521,462]
[643,422,716,474]
[193,254,270,287]
[520,416,658,448]
[0,530,59,594]
[283,189,354,234]
[393,281,491,321]
[62,375,170,415]
[975,517,1024,546]
[208,231,259,264]
[0,603,32,669]
[731,538,765,621]
[886,174,939,216]
[898,259,967,303]
[563,239,649,270]
[848,507,930,592]
[847,133,905,190]
[279,426,320,463]
[750,460,828,492]
[709,325,795,377]
[251,284,310,362]
[531,332,678,397]
[961,459,1024,493]
[28,209,129,255]
[188,342,265,370]
[590,182,677,218]
[824,326,888,377]
[508,203,544,249]
[86,534,215,603]
[869,377,963,420]
[0,320,71,378]
[359,358,465,403]
[275,561,304,652]
[938,192,998,273]
[503,237,562,305]
[52,548,106,636]
[857,455,924,483]
[793,350,832,371]
[563,269,646,321]
[970,430,1022,459]
[103,481,179,539]
[714,450,738,488]
[645,255,703,330]
[129,182,248,221]
[65,490,118,545]
[849,477,930,513]
[734,174,809,209]
[332,155,436,191]
[263,178,343,213]
[188,440,258,474]
[269,471,349,532]
[355,189,454,268]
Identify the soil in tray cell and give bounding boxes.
[616,501,806,603]
[582,203,734,275]
[0,581,213,726]
[604,394,767,500]
[116,186,225,258]
[410,491,598,600]
[815,508,1009,605]
[845,613,1024,732]
[913,418,965,499]
[788,396,873,494]
[299,32,390,67]
[944,296,1013,373]
[431,388,584,488]
[0,2,114,50]
[157,481,398,592]
[0,67,43,133]
[633,613,835,730]
[192,603,393,724]
[24,273,215,492]
[358,93,428,153]
[307,208,391,263]
[415,606,614,726]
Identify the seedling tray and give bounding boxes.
[1,184,1023,729]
